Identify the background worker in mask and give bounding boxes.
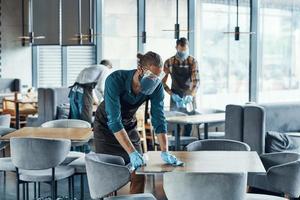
[162,37,200,136]
[94,52,183,194]
[69,59,112,123]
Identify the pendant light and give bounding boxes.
[223,0,254,40]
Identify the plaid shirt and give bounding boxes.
[162,55,200,97]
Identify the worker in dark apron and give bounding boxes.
[94,51,183,194]
[162,37,200,136]
[69,61,112,123]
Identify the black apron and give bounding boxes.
[94,96,148,164]
[69,82,95,124]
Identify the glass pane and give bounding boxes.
[258,1,300,103]
[145,0,188,108]
[196,1,250,110]
[103,0,137,70]
[145,0,188,61]
[37,46,62,87]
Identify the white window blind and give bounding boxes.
[66,46,96,86]
[37,46,62,87]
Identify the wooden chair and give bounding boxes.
[2,94,37,128]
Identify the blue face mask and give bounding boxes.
[176,50,189,61]
[140,75,160,95]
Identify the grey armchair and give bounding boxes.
[10,137,74,200]
[248,152,300,199]
[41,119,91,128]
[27,87,70,127]
[85,153,156,200]
[41,119,91,199]
[163,172,287,200]
[186,139,251,151]
[0,114,15,157]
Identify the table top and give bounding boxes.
[0,127,93,142]
[4,97,37,104]
[136,151,265,174]
[166,113,225,125]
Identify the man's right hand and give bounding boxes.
[129,151,145,170]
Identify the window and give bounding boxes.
[145,0,188,61]
[36,46,62,87]
[66,46,96,86]
[258,1,300,103]
[196,0,250,110]
[145,0,188,109]
[103,0,137,69]
[34,45,95,87]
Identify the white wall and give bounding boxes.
[1,0,32,89]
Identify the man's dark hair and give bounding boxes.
[100,59,112,68]
[176,37,189,47]
[137,51,163,68]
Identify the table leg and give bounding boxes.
[204,123,209,139]
[16,102,20,129]
[175,124,181,151]
[197,123,201,140]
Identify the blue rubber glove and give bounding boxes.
[129,151,145,170]
[161,152,184,166]
[176,100,186,108]
[183,95,193,104]
[171,94,182,103]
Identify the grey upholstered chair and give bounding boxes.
[0,114,15,157]
[186,139,251,151]
[27,87,70,127]
[0,114,15,180]
[41,119,91,128]
[164,172,287,200]
[42,119,91,199]
[248,152,300,199]
[85,153,156,200]
[41,119,92,148]
[10,137,74,200]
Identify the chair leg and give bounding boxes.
[22,183,25,200]
[55,181,58,199]
[51,168,55,200]
[2,149,6,179]
[68,177,72,200]
[71,176,75,200]
[26,183,29,200]
[80,174,84,200]
[16,168,20,200]
[37,182,41,198]
[34,182,37,200]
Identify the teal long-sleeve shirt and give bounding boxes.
[104,69,167,134]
